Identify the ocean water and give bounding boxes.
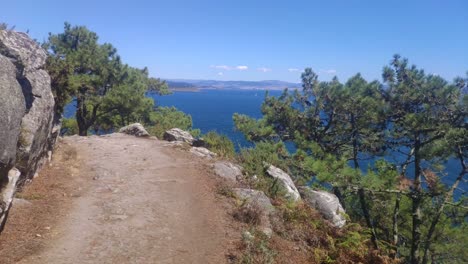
[150,89,283,149]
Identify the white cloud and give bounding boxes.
[236,65,248,71]
[320,69,337,74]
[257,67,272,73]
[288,68,300,72]
[217,72,224,76]
[210,65,249,71]
[211,65,231,70]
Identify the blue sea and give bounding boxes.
[150,89,281,149]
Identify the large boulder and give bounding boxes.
[163,128,194,144]
[213,161,243,183]
[119,123,150,137]
[0,30,56,231]
[298,187,346,228]
[266,165,301,202]
[0,54,25,178]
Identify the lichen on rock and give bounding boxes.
[0,30,58,232]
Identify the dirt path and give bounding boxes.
[4,134,237,264]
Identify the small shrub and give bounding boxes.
[146,106,193,138]
[61,118,79,136]
[240,229,276,264]
[202,131,235,158]
[237,141,288,179]
[217,184,235,198]
[189,128,201,138]
[233,202,264,226]
[237,142,291,198]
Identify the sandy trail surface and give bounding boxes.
[2,134,234,264]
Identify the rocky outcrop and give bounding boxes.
[0,30,57,231]
[213,161,243,183]
[266,165,301,202]
[119,123,150,137]
[298,187,346,228]
[190,147,217,159]
[233,188,275,214]
[233,188,275,237]
[163,128,194,144]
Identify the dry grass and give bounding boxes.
[229,197,399,264]
[233,203,264,226]
[0,142,85,264]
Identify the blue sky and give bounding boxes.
[3,0,467,82]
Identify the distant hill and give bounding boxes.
[166,79,301,91]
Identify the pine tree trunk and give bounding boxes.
[351,115,379,249]
[358,188,379,249]
[392,193,401,257]
[411,136,422,264]
[76,95,88,136]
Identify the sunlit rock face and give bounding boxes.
[0,30,57,232]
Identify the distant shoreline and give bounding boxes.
[169,87,299,93]
[169,87,201,92]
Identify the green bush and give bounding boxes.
[237,141,290,198]
[238,141,288,178]
[61,118,78,136]
[146,106,193,138]
[189,128,201,138]
[202,131,235,158]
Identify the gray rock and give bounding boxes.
[234,188,275,238]
[233,188,275,214]
[242,231,254,241]
[0,168,21,231]
[0,30,56,232]
[266,165,301,202]
[163,128,194,144]
[190,147,217,159]
[213,161,243,182]
[298,186,346,228]
[0,53,25,177]
[119,123,150,137]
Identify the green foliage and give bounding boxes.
[237,142,290,198]
[234,55,467,263]
[233,113,276,142]
[45,23,169,135]
[240,229,276,264]
[189,129,201,138]
[94,66,155,131]
[61,118,78,136]
[146,106,193,138]
[238,141,288,179]
[201,131,235,158]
